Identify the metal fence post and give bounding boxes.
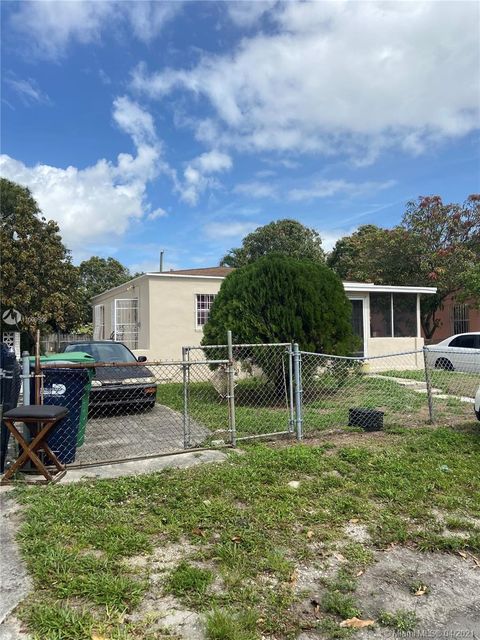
[227,330,237,447]
[288,344,295,434]
[293,343,303,441]
[423,347,435,424]
[182,346,191,448]
[22,351,30,406]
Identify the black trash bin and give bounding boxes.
[0,344,21,472]
[31,367,90,464]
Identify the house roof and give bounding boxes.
[343,282,437,295]
[92,267,437,301]
[164,267,234,277]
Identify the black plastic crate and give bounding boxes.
[348,408,384,431]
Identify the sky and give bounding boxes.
[1,0,479,274]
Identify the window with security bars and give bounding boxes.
[114,299,139,348]
[196,294,216,328]
[453,303,469,334]
[93,304,105,340]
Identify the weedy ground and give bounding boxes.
[10,421,480,640]
[160,367,475,441]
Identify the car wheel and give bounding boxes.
[476,410,480,422]
[435,357,454,371]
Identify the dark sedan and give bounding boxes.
[61,341,157,413]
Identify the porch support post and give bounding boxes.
[416,294,421,339]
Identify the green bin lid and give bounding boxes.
[29,352,95,364]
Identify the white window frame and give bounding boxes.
[93,304,105,340]
[195,294,216,330]
[114,298,139,348]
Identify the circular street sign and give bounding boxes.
[2,308,22,326]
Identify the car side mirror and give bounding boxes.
[137,355,147,362]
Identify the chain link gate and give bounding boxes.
[13,340,298,469]
[23,357,231,467]
[184,340,297,442]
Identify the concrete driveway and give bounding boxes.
[74,403,212,466]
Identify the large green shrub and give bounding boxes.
[202,255,357,393]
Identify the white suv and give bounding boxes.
[424,332,480,373]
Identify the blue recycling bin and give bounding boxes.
[30,367,90,464]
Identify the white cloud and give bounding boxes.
[133,2,479,161]
[0,98,169,254]
[225,1,277,27]
[233,181,277,199]
[112,95,157,146]
[180,150,232,205]
[203,221,258,240]
[122,2,181,43]
[288,179,396,202]
[193,150,232,174]
[147,208,168,221]
[317,227,356,253]
[5,76,51,106]
[255,169,276,178]
[9,1,182,60]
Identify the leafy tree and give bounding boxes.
[220,219,325,267]
[327,225,389,281]
[0,179,82,346]
[203,255,357,392]
[78,256,133,324]
[328,195,480,338]
[458,263,480,307]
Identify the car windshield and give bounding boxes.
[64,343,137,363]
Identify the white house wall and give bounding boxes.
[92,276,428,366]
[146,276,224,360]
[92,277,150,349]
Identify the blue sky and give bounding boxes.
[1,1,479,273]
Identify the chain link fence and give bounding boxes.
[422,346,478,427]
[299,347,478,437]
[1,342,478,473]
[185,343,295,441]
[22,358,231,467]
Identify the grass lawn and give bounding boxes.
[382,369,479,399]
[158,373,470,442]
[12,423,480,640]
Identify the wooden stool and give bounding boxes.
[1,405,68,484]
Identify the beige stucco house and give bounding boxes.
[91,267,436,363]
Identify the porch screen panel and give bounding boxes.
[114,299,139,349]
[393,294,417,337]
[370,293,392,337]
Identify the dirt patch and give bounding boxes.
[270,429,401,452]
[128,593,204,640]
[344,522,371,544]
[303,429,402,450]
[295,547,480,639]
[354,547,480,638]
[125,540,198,573]
[126,541,211,640]
[294,556,341,597]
